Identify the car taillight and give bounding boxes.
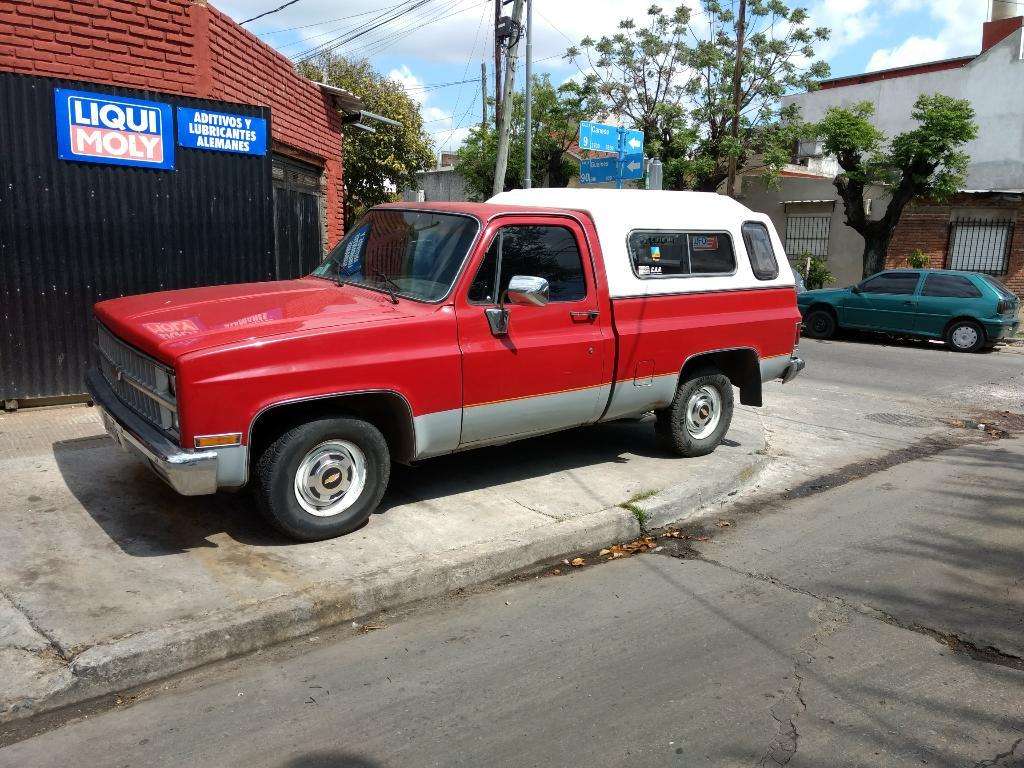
[997,298,1014,314]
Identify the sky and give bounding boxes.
[213,0,1017,155]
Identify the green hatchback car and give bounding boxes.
[797,269,1020,352]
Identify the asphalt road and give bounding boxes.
[2,337,1023,767]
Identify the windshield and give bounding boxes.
[312,209,478,302]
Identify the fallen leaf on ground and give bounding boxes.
[716,520,733,528]
[359,623,386,634]
[570,557,586,566]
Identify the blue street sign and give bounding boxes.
[619,153,645,180]
[578,120,620,153]
[579,155,645,185]
[578,121,646,187]
[579,157,618,184]
[622,129,644,154]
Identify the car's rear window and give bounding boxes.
[983,276,1016,300]
[627,231,735,278]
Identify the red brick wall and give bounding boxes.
[0,0,344,247]
[886,196,1024,296]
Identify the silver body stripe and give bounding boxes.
[600,373,678,422]
[459,384,610,448]
[413,408,462,459]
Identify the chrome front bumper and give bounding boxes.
[86,368,219,496]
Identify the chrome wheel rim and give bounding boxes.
[685,385,722,440]
[293,440,367,517]
[951,325,979,350]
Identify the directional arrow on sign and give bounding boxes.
[619,154,644,180]
[624,130,644,152]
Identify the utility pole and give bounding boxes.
[493,0,503,131]
[481,61,488,129]
[523,0,533,188]
[725,0,746,198]
[491,0,524,197]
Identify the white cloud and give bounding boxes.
[865,0,987,72]
[388,65,423,98]
[808,0,881,60]
[866,35,951,71]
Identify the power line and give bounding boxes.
[345,0,483,59]
[239,0,305,25]
[437,0,490,148]
[292,0,430,62]
[260,5,405,36]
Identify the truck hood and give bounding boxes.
[95,277,413,363]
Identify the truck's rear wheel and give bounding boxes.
[655,367,734,457]
[255,417,390,541]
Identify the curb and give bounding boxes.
[2,428,768,725]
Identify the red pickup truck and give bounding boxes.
[87,189,803,541]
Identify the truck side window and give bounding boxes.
[469,225,587,303]
[627,231,734,277]
[741,222,780,280]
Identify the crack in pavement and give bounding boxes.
[0,585,71,665]
[679,552,1024,672]
[973,737,1024,767]
[758,670,805,767]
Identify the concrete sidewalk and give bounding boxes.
[0,401,767,723]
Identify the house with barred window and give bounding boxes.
[737,4,1024,296]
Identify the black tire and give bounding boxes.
[254,417,390,541]
[804,308,836,339]
[655,366,735,457]
[945,319,985,353]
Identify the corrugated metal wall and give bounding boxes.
[0,72,275,400]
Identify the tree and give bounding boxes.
[456,75,601,200]
[299,55,434,227]
[811,94,978,278]
[566,1,830,191]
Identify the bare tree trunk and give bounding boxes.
[861,236,889,279]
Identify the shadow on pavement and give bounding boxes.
[819,328,1002,355]
[52,415,742,558]
[279,753,384,768]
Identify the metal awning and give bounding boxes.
[313,81,363,114]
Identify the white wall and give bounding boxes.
[784,28,1024,191]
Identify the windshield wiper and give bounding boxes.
[373,270,400,304]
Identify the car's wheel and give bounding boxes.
[655,366,734,457]
[945,319,985,353]
[804,308,837,339]
[255,417,390,541]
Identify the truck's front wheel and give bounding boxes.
[655,367,734,457]
[255,417,390,541]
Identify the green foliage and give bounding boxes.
[566,1,830,191]
[456,75,602,200]
[907,249,929,269]
[809,94,977,277]
[298,55,435,227]
[794,252,833,290]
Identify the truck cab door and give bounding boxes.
[455,218,612,446]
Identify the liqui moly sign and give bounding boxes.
[54,88,174,170]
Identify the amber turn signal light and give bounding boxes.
[194,433,242,449]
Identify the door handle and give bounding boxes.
[570,310,599,322]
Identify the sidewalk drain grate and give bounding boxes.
[864,412,935,428]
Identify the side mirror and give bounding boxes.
[851,285,862,294]
[506,275,550,307]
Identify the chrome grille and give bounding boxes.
[97,324,176,433]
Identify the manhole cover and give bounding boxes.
[864,412,935,428]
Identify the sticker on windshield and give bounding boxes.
[650,246,661,261]
[340,224,369,277]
